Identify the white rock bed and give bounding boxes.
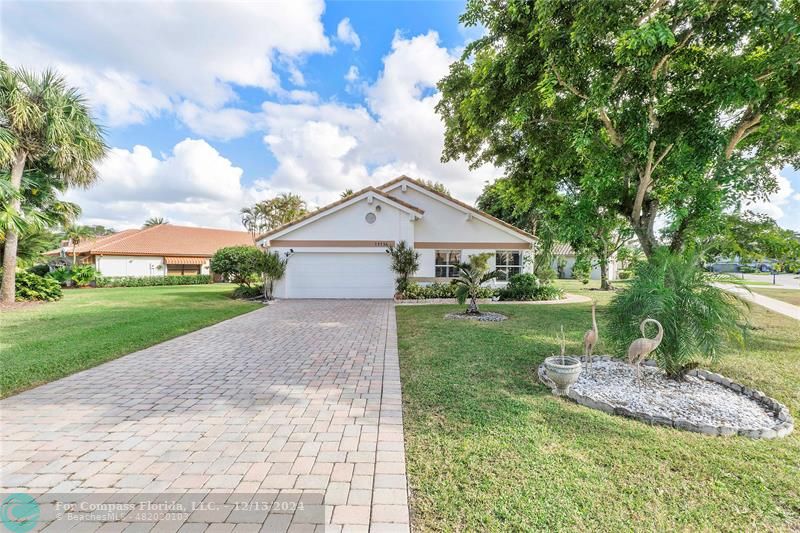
[539,356,794,439]
[444,311,507,322]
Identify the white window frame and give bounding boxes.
[435,250,461,278]
[495,250,523,279]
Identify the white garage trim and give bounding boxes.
[284,251,394,299]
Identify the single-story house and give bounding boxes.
[45,224,253,277]
[257,175,537,299]
[550,242,620,281]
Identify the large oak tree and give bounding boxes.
[437,0,800,257]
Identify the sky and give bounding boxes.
[2,0,799,232]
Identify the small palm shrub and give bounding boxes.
[606,250,747,379]
[48,266,72,286]
[71,265,98,287]
[14,270,62,301]
[232,284,264,299]
[401,282,496,300]
[263,250,288,299]
[453,253,502,314]
[386,241,420,294]
[498,273,564,301]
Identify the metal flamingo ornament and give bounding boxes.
[626,318,664,379]
[582,301,598,370]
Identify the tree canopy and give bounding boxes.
[241,193,308,237]
[437,0,800,257]
[704,211,800,262]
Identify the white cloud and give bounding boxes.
[336,18,361,50]
[256,31,498,205]
[1,0,330,126]
[345,66,360,82]
[747,171,796,221]
[176,102,257,141]
[68,139,272,230]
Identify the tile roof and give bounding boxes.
[47,224,253,257]
[552,242,575,256]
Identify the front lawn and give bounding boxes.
[750,287,800,307]
[0,284,260,397]
[397,297,800,530]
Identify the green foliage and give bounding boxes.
[738,265,758,274]
[606,250,747,378]
[232,284,264,299]
[263,250,288,299]
[498,273,564,301]
[437,1,800,256]
[705,211,800,263]
[386,240,420,294]
[401,282,496,300]
[14,270,62,301]
[617,269,633,280]
[27,263,50,277]
[572,256,591,285]
[777,259,800,274]
[95,275,212,288]
[210,246,263,287]
[241,193,308,236]
[452,253,502,313]
[70,264,97,287]
[143,217,167,228]
[48,266,71,285]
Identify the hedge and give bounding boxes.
[95,275,213,287]
[401,282,497,300]
[15,271,63,301]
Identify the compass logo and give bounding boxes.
[1,494,39,533]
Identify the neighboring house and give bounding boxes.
[45,224,252,277]
[257,176,537,299]
[550,242,619,281]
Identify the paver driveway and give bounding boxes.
[0,300,409,532]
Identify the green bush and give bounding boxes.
[572,256,591,284]
[738,265,757,273]
[498,273,564,301]
[27,264,51,277]
[48,266,72,286]
[210,246,264,287]
[15,270,63,301]
[95,275,212,287]
[401,282,496,300]
[617,269,632,280]
[71,265,98,287]
[232,284,264,299]
[606,250,747,379]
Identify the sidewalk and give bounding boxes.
[718,284,800,321]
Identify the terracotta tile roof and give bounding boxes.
[44,230,139,256]
[48,225,253,257]
[378,175,538,241]
[257,186,424,241]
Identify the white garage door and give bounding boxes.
[286,252,394,299]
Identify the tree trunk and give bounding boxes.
[467,294,479,314]
[599,259,611,290]
[630,198,660,258]
[1,151,27,303]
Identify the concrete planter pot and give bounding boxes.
[543,355,583,396]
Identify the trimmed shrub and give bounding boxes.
[210,246,263,287]
[15,270,63,301]
[401,282,496,300]
[572,256,591,284]
[617,269,632,280]
[48,266,72,286]
[738,265,757,273]
[95,275,212,287]
[498,273,564,301]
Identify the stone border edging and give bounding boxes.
[537,356,794,439]
[395,293,591,305]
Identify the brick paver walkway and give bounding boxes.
[0,300,409,532]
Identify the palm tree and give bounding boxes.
[0,62,107,302]
[452,253,502,315]
[262,250,288,300]
[340,189,354,199]
[64,225,95,266]
[143,216,168,228]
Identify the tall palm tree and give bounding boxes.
[0,62,107,302]
[453,253,502,315]
[143,216,168,228]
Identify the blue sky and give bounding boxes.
[3,1,799,231]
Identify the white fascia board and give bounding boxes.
[258,190,422,246]
[382,180,536,244]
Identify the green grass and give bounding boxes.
[0,284,260,397]
[397,290,800,531]
[749,287,800,307]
